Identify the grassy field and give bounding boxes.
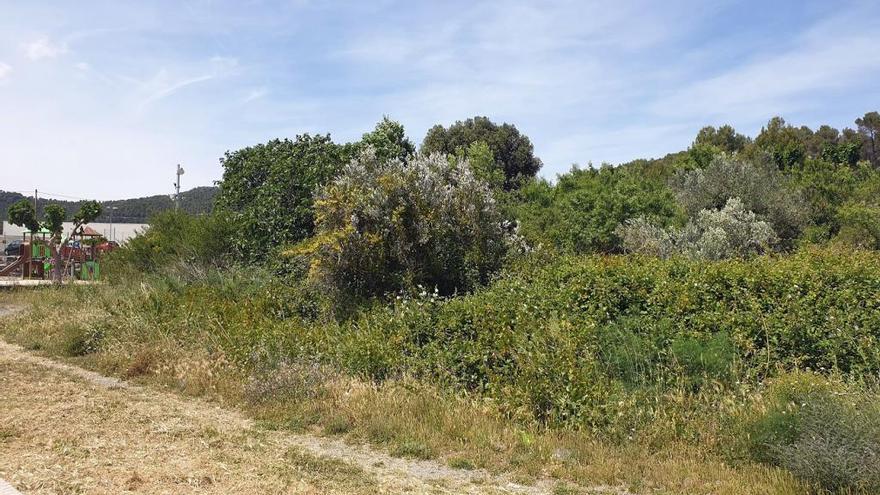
[5,263,863,493]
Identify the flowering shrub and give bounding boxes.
[617,198,777,259]
[291,149,514,296]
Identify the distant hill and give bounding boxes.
[0,186,218,224]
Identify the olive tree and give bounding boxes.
[670,154,809,246]
[617,198,776,260]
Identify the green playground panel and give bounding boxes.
[31,243,51,258]
[80,261,100,280]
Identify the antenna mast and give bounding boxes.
[174,164,185,209]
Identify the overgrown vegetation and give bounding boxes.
[6,111,880,493]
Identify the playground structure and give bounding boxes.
[0,226,113,281]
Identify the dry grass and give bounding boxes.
[0,339,555,495]
[0,344,384,494]
[0,290,808,494]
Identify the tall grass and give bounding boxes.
[3,246,879,492]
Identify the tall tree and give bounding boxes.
[693,124,749,153]
[358,116,415,163]
[856,111,880,167]
[754,117,807,169]
[215,134,346,260]
[421,116,542,190]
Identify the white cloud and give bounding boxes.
[242,88,267,103]
[23,37,69,60]
[651,8,880,122]
[135,57,239,112]
[138,71,216,110]
[0,62,11,80]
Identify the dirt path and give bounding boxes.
[0,305,566,495]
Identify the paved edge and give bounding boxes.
[0,479,23,495]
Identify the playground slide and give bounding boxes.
[0,256,23,276]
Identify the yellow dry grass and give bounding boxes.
[0,338,550,495]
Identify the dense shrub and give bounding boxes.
[745,373,880,493]
[835,202,880,249]
[322,249,880,432]
[670,155,809,245]
[291,149,514,297]
[215,134,347,261]
[107,210,235,276]
[510,165,681,253]
[618,198,777,259]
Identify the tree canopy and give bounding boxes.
[215,134,347,261]
[421,116,542,190]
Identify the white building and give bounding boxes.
[1,221,147,247]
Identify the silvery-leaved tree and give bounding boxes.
[7,199,102,282]
[289,148,514,297]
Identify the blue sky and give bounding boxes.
[2,0,879,200]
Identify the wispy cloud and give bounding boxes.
[650,7,880,123]
[138,72,217,110]
[23,37,69,60]
[242,87,268,103]
[135,56,240,112]
[1,0,878,199]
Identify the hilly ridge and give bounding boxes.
[0,186,218,224]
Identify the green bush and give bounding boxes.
[215,134,347,261]
[744,373,880,492]
[106,210,235,277]
[81,240,880,449]
[835,202,880,249]
[670,155,809,245]
[510,165,681,253]
[293,149,514,297]
[321,248,880,434]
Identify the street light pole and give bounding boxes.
[109,206,119,242]
[174,164,185,210]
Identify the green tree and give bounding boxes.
[451,141,504,189]
[693,124,749,153]
[856,111,880,167]
[215,134,347,261]
[754,117,807,169]
[7,199,40,232]
[421,116,542,190]
[357,116,416,163]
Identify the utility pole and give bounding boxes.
[173,164,185,210]
[33,189,38,215]
[108,206,119,243]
